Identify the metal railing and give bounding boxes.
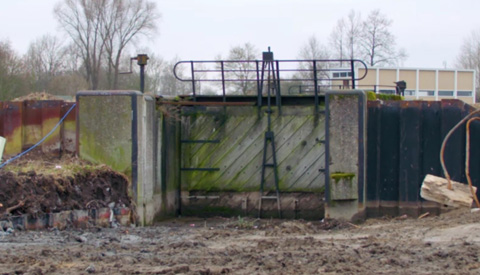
[288,84,402,95]
[173,58,368,103]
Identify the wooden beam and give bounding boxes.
[420,174,477,208]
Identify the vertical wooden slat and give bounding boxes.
[379,101,400,217]
[441,100,464,182]
[468,108,480,199]
[366,101,380,217]
[421,101,442,214]
[398,101,422,217]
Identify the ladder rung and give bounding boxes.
[181,168,220,171]
[264,164,275,167]
[261,196,278,200]
[181,140,220,144]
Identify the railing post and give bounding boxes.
[221,61,226,102]
[190,61,196,101]
[256,60,262,109]
[275,60,281,114]
[351,60,356,89]
[313,60,319,114]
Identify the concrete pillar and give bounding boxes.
[325,90,367,221]
[76,91,160,225]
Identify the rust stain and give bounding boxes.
[3,102,23,156]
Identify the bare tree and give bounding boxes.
[0,40,32,100]
[329,18,346,65]
[54,0,106,90]
[456,29,480,96]
[157,57,191,96]
[360,9,406,66]
[217,43,259,95]
[296,36,331,84]
[54,0,160,90]
[101,0,160,89]
[345,10,363,60]
[25,34,68,92]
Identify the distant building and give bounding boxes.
[330,67,476,104]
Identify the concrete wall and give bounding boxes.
[76,92,365,222]
[325,91,367,221]
[162,113,181,217]
[77,91,165,225]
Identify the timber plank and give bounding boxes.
[198,108,290,186]
[421,174,476,208]
[193,114,268,184]
[232,114,324,190]
[188,115,246,162]
[187,115,269,190]
[231,114,311,188]
[263,117,325,188]
[206,115,286,189]
[285,145,326,190]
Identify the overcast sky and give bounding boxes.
[1,0,479,69]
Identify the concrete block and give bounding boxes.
[114,207,131,226]
[71,210,89,228]
[25,213,48,230]
[49,211,71,230]
[96,208,112,227]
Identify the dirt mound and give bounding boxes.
[12,92,64,101]
[0,156,132,218]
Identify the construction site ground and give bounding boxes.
[0,208,477,274]
[0,145,479,274]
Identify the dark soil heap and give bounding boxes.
[0,155,132,218]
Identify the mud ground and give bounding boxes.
[0,208,477,274]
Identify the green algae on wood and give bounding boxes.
[330,172,355,183]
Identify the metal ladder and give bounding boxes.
[258,48,281,218]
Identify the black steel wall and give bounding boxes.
[366,99,480,217]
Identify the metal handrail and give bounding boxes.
[172,58,368,102]
[288,84,399,94]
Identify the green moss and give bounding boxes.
[330,172,355,183]
[376,93,404,101]
[329,94,356,101]
[78,96,132,179]
[366,91,377,101]
[79,129,132,178]
[183,107,326,193]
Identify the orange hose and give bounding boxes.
[440,109,480,190]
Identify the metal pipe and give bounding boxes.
[190,61,196,101]
[140,64,145,93]
[221,61,226,102]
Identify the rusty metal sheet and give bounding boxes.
[23,101,43,150]
[41,100,62,156]
[3,102,23,156]
[0,102,4,137]
[61,102,77,154]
